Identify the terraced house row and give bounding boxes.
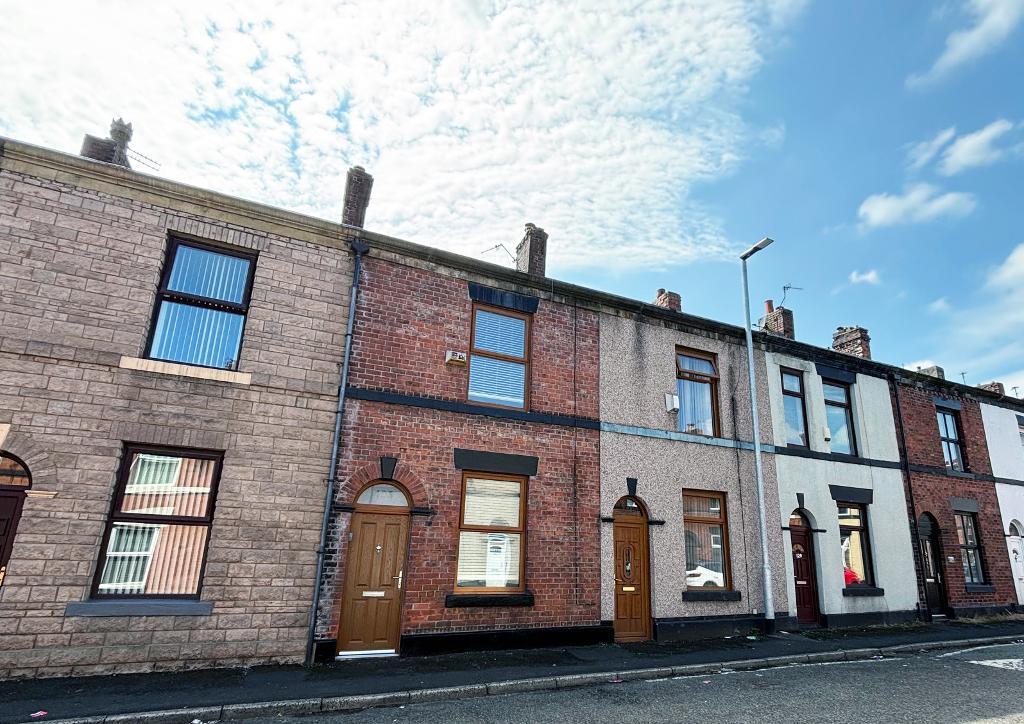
[2,122,1024,679]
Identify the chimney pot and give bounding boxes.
[342,166,374,228]
[515,223,548,276]
[831,326,871,360]
[653,289,681,312]
[765,299,774,314]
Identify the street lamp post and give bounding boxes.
[741,237,775,633]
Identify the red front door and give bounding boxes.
[790,524,820,625]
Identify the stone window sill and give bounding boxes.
[681,589,741,602]
[842,586,885,597]
[65,600,214,617]
[119,356,251,385]
[444,592,534,608]
[965,584,996,593]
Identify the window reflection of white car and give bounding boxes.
[686,566,725,587]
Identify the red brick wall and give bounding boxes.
[317,255,602,640]
[348,257,600,419]
[895,383,1016,609]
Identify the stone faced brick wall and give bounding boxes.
[316,254,602,642]
[894,383,1016,609]
[0,158,351,678]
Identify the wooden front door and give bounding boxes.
[337,512,409,653]
[0,491,26,587]
[790,524,819,625]
[612,503,651,642]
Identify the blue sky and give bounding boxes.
[2,0,1023,390]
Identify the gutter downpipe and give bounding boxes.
[305,236,370,666]
[888,372,931,621]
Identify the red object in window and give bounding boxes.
[844,566,861,585]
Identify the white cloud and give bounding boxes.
[905,359,941,372]
[908,0,1024,88]
[907,243,1024,393]
[906,127,956,171]
[939,118,1016,175]
[0,1,807,274]
[849,269,881,285]
[857,183,976,229]
[928,297,952,313]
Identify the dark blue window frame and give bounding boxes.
[145,237,258,371]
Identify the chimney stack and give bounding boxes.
[978,381,1005,395]
[761,299,795,339]
[342,166,374,228]
[515,223,548,276]
[653,289,681,312]
[918,365,945,380]
[831,326,871,359]
[79,118,133,168]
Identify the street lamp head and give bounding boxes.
[741,237,774,260]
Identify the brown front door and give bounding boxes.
[613,501,652,642]
[790,524,820,625]
[337,511,409,653]
[0,491,26,587]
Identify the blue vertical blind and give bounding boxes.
[149,243,252,369]
[469,309,527,408]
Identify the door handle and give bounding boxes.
[393,570,403,590]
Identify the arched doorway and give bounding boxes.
[612,496,652,642]
[1008,521,1024,605]
[0,451,31,588]
[336,482,411,656]
[789,510,820,626]
[918,513,947,616]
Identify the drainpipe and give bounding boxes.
[305,236,370,666]
[888,372,930,621]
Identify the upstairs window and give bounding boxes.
[93,446,221,598]
[955,512,985,584]
[823,381,857,455]
[147,238,256,370]
[838,503,873,587]
[781,368,808,447]
[936,409,965,472]
[468,305,530,409]
[677,349,719,436]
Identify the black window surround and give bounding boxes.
[468,283,539,314]
[937,407,966,473]
[933,396,962,411]
[780,367,810,449]
[815,363,856,384]
[829,485,873,504]
[445,592,534,607]
[822,379,858,456]
[453,449,538,476]
[145,236,258,371]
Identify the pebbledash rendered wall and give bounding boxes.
[764,350,919,626]
[0,139,352,678]
[598,310,789,639]
[312,247,604,655]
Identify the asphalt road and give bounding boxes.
[247,642,1024,723]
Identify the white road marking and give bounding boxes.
[968,658,1024,672]
[937,641,1024,658]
